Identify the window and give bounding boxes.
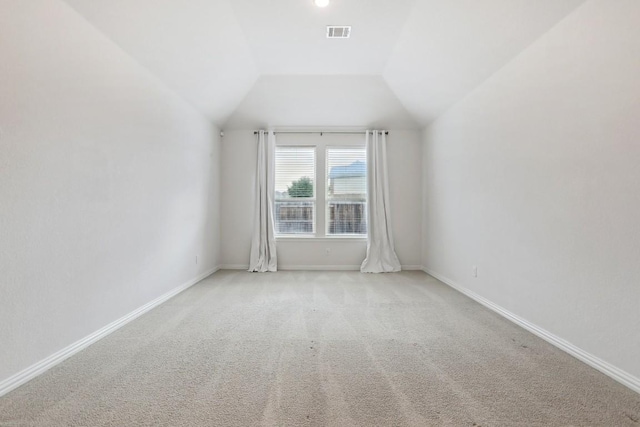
[274,137,367,238]
[326,148,367,235]
[274,147,315,235]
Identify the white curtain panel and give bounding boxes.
[361,130,401,273]
[248,130,277,272]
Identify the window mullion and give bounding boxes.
[316,143,327,237]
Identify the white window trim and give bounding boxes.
[276,237,366,242]
[274,137,366,240]
[325,145,367,237]
[274,145,317,237]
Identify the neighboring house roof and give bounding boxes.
[329,161,366,179]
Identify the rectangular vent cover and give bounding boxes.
[326,26,351,38]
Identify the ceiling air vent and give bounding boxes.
[326,26,351,39]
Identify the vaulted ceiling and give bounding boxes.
[63,0,586,129]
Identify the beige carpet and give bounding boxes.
[1,270,638,426]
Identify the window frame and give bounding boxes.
[325,145,368,237]
[273,145,317,237]
[274,136,367,240]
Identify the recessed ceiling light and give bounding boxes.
[314,0,330,8]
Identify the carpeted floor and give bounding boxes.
[1,270,639,426]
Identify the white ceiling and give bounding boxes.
[229,0,417,75]
[224,75,419,130]
[384,0,586,125]
[63,0,258,123]
[62,0,587,128]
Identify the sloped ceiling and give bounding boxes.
[63,0,587,128]
[63,0,258,124]
[384,0,586,126]
[224,75,419,130]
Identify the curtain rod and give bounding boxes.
[253,130,389,135]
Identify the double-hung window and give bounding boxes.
[274,147,316,235]
[274,136,367,238]
[326,147,367,236]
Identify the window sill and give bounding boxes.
[276,236,367,243]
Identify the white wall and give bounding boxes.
[423,0,640,382]
[221,130,422,269]
[63,0,259,124]
[384,0,585,125]
[0,0,221,385]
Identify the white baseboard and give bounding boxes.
[0,266,220,398]
[220,264,423,271]
[219,264,250,270]
[221,264,361,271]
[422,267,640,395]
[279,265,361,271]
